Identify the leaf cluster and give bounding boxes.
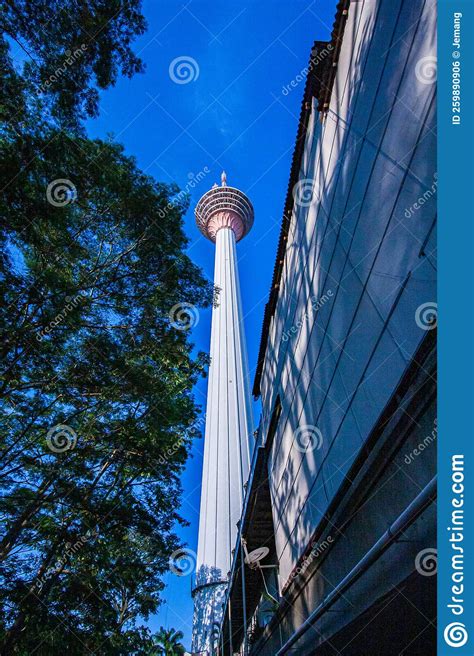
[0,8,211,654]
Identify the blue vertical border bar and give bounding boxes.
[438,1,474,654]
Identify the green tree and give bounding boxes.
[0,10,211,655]
[2,0,146,124]
[150,627,186,656]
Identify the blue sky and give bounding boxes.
[85,0,336,648]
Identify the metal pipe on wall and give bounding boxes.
[276,477,437,656]
[240,542,248,656]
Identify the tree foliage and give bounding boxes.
[2,0,146,124]
[150,627,186,656]
[0,7,210,654]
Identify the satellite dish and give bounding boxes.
[244,546,270,567]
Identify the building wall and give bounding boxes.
[259,0,436,590]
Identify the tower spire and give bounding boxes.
[192,175,255,655]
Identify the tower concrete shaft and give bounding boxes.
[192,174,254,655]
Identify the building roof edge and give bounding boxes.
[252,0,350,398]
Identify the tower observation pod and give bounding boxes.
[191,172,255,655]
